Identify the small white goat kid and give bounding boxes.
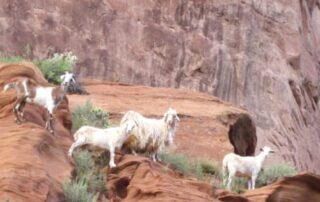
[68,120,137,168]
[222,146,275,190]
[120,108,179,162]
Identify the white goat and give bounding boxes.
[3,78,68,133]
[222,146,275,190]
[120,108,179,162]
[68,120,137,168]
[60,71,76,86]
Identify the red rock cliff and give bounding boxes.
[1,0,320,173]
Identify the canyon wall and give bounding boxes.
[1,0,320,173]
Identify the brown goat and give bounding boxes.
[3,78,68,134]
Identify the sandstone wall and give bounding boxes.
[1,0,320,173]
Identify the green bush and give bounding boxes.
[34,51,77,84]
[159,152,221,181]
[256,164,298,187]
[71,100,109,133]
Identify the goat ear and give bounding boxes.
[134,120,139,127]
[176,115,180,122]
[125,122,130,132]
[164,112,169,122]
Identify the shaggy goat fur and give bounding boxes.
[120,108,179,161]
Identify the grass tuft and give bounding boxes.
[159,152,221,181]
[63,177,97,202]
[0,54,24,63]
[256,163,298,187]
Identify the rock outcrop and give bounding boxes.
[107,154,320,202]
[1,0,320,173]
[0,63,73,202]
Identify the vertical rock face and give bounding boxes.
[1,0,320,172]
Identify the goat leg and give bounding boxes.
[46,111,54,134]
[13,97,26,124]
[155,152,162,162]
[17,100,27,123]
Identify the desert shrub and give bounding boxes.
[198,159,222,180]
[256,163,298,187]
[73,150,94,176]
[87,172,106,194]
[71,100,109,133]
[64,151,106,202]
[63,177,97,202]
[159,152,221,181]
[34,51,77,84]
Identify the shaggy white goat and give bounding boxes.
[222,146,275,190]
[68,120,137,168]
[120,108,179,162]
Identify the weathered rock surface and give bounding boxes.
[1,0,320,172]
[0,63,73,201]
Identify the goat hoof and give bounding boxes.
[15,120,21,125]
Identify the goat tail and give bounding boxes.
[3,82,16,92]
[73,130,82,141]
